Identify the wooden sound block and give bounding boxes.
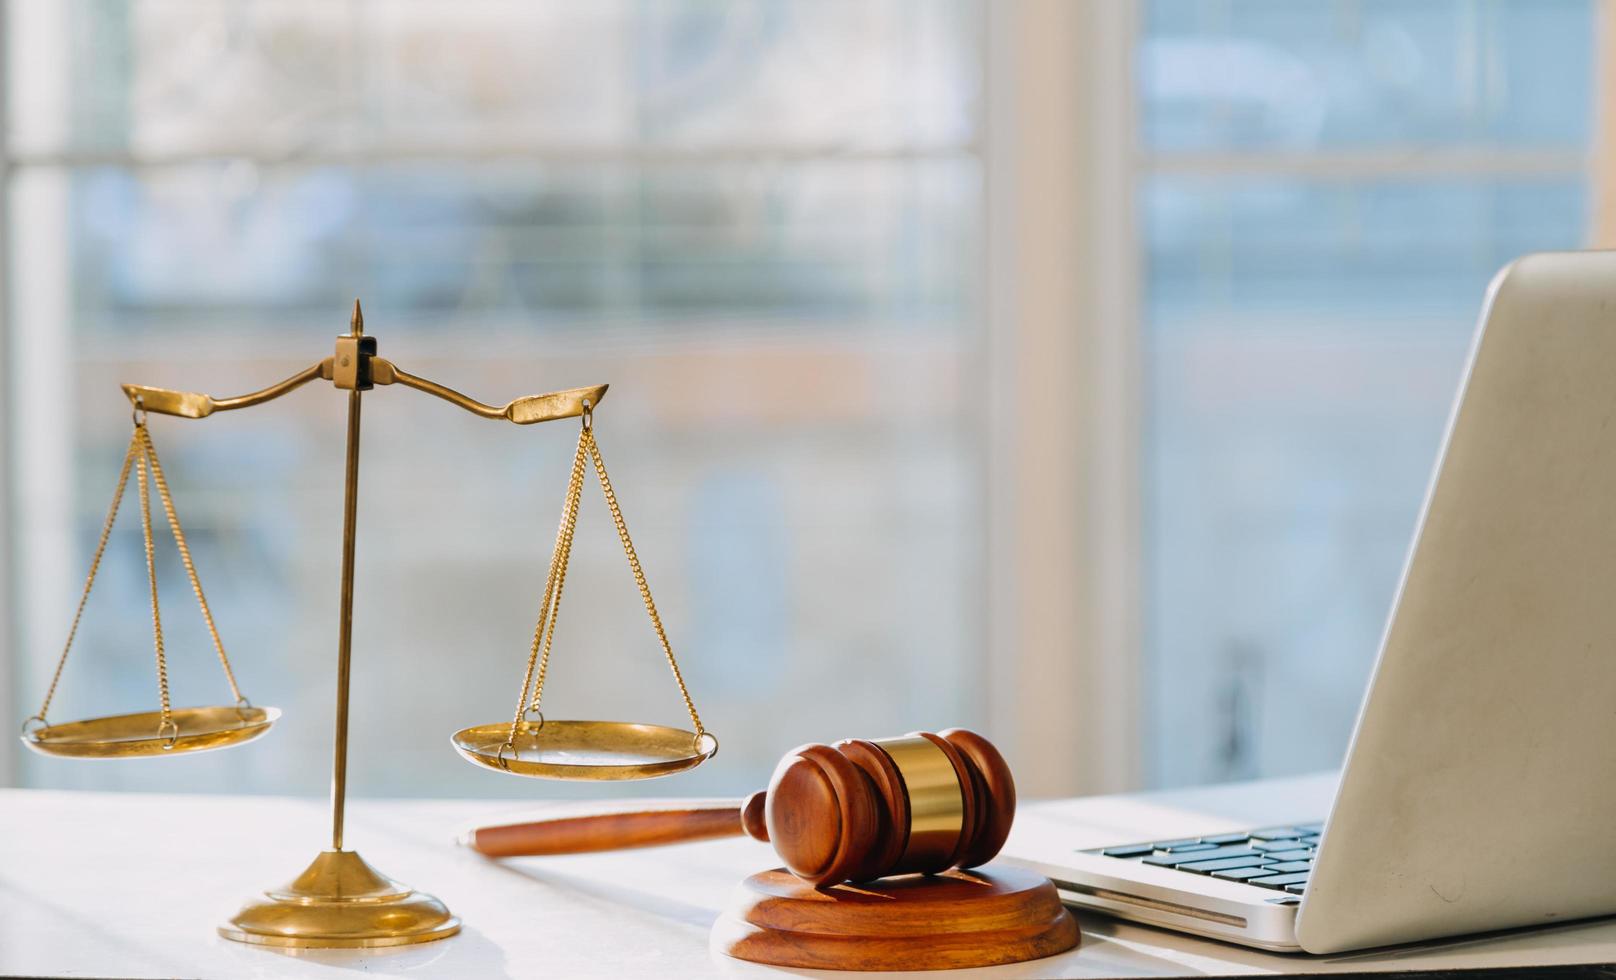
[711,864,1080,972]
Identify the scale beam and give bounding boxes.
[122,358,607,425]
[122,362,329,419]
[372,360,608,424]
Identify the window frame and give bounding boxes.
[984,0,1143,796]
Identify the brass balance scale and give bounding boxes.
[18,302,717,948]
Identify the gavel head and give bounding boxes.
[739,728,1015,886]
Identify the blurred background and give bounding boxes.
[0,0,1607,802]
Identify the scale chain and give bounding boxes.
[586,429,705,737]
[507,430,588,745]
[526,430,588,718]
[506,422,707,747]
[141,426,247,705]
[134,425,174,733]
[31,429,142,723]
[30,421,251,741]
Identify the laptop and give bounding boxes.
[1001,251,1616,954]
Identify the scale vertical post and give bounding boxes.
[329,312,365,851]
[218,302,460,947]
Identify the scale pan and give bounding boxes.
[451,720,717,781]
[21,704,280,759]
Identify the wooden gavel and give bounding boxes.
[464,729,1015,886]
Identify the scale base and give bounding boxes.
[219,849,461,949]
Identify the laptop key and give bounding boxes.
[1150,838,1201,849]
[1251,839,1303,852]
[1296,823,1325,835]
[1211,866,1276,881]
[1250,827,1306,840]
[1300,835,1321,846]
[1162,842,1219,853]
[1261,861,1312,874]
[1286,883,1308,894]
[1247,872,1310,888]
[1175,855,1270,874]
[1263,848,1313,862]
[1143,844,1260,866]
[1100,844,1154,858]
[1198,832,1251,845]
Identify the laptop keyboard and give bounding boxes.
[1086,823,1325,896]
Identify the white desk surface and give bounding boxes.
[2,775,1613,979]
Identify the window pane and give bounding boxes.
[1142,0,1595,152]
[1141,0,1598,788]
[1148,177,1588,322]
[8,0,979,156]
[1143,174,1591,787]
[65,160,977,332]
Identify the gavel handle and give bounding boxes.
[465,794,769,857]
